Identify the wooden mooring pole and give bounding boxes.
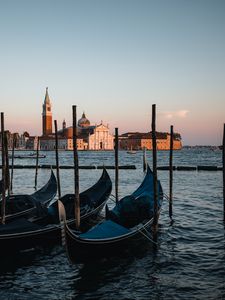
[34,136,40,189]
[4,133,10,196]
[152,104,158,233]
[10,133,16,193]
[1,112,6,224]
[143,147,147,172]
[169,125,174,222]
[73,105,80,230]
[223,123,225,222]
[54,120,61,199]
[115,127,119,203]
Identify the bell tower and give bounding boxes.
[42,87,52,136]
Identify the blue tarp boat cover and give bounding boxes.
[79,220,130,239]
[106,166,163,228]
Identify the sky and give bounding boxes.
[0,0,224,145]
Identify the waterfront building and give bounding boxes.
[0,131,29,150]
[77,113,114,150]
[39,136,85,150]
[24,88,182,151]
[26,136,39,150]
[56,113,114,150]
[119,132,182,150]
[38,88,114,150]
[88,123,114,150]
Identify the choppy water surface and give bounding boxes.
[0,149,224,300]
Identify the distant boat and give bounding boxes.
[127,146,137,154]
[9,152,46,159]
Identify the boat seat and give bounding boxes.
[107,195,153,228]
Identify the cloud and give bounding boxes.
[176,110,189,118]
[160,110,189,119]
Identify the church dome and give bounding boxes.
[78,112,90,127]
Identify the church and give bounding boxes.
[40,88,114,150]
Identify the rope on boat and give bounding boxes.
[138,226,158,245]
[163,193,169,201]
[108,194,117,203]
[60,220,66,247]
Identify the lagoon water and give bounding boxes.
[0,148,224,300]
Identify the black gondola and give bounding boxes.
[2,170,57,222]
[0,168,112,253]
[61,165,163,263]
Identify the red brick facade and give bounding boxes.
[42,115,52,136]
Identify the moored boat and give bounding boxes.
[61,165,163,263]
[2,170,57,221]
[0,168,112,253]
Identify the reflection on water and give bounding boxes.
[0,149,224,299]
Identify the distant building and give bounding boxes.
[119,132,182,150]
[26,136,39,150]
[88,123,114,150]
[55,112,114,150]
[38,87,114,150]
[39,136,85,150]
[0,131,29,150]
[24,88,182,151]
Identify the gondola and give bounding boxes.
[61,165,163,263]
[0,168,112,253]
[2,170,57,222]
[126,145,137,154]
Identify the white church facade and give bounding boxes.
[88,123,114,150]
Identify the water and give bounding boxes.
[0,149,224,300]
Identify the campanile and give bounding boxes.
[42,87,52,136]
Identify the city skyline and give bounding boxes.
[0,0,224,145]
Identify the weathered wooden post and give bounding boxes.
[4,133,10,196]
[34,136,40,189]
[223,123,225,221]
[115,127,119,203]
[143,146,147,172]
[10,133,16,193]
[169,125,174,221]
[1,112,6,224]
[152,104,158,233]
[73,105,80,230]
[54,120,61,199]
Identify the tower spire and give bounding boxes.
[63,119,66,130]
[44,87,51,104]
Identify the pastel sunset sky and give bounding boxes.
[0,0,224,145]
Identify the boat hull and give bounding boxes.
[0,200,106,253]
[65,221,153,263]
